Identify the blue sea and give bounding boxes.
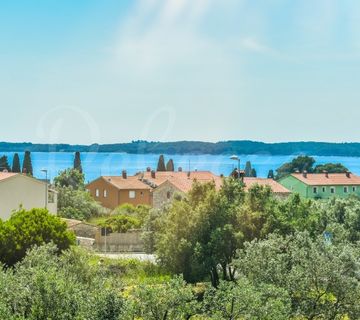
[1,152,360,183]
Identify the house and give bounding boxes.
[86,171,152,209]
[139,170,223,208]
[243,178,291,198]
[0,172,57,220]
[279,171,360,199]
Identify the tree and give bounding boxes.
[154,178,245,286]
[234,232,360,319]
[267,169,274,179]
[0,208,75,266]
[156,155,166,172]
[73,151,83,173]
[275,155,315,180]
[132,276,197,319]
[22,151,33,176]
[314,162,349,173]
[54,168,85,190]
[250,168,257,177]
[57,186,103,220]
[0,156,10,172]
[244,161,252,177]
[11,153,21,173]
[166,159,175,172]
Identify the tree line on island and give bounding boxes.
[3,140,360,156]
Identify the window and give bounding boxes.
[353,186,357,192]
[95,189,100,197]
[330,187,335,194]
[313,187,318,194]
[167,191,171,199]
[103,189,107,198]
[140,191,144,196]
[344,186,348,193]
[129,190,136,199]
[322,187,326,193]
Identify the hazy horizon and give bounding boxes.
[1,0,360,144]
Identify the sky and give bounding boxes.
[1,0,360,144]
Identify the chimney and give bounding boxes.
[146,167,151,172]
[178,167,183,172]
[302,170,307,178]
[323,170,329,178]
[122,170,127,179]
[187,171,191,178]
[346,171,351,178]
[151,170,156,179]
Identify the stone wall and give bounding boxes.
[152,181,183,209]
[95,229,144,252]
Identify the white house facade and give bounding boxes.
[0,173,57,220]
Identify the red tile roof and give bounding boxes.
[243,178,291,194]
[291,173,360,186]
[139,171,223,192]
[101,176,152,190]
[0,172,18,182]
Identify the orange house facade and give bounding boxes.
[86,172,152,209]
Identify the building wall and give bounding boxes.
[87,178,152,209]
[0,175,56,220]
[279,175,360,199]
[152,181,183,209]
[305,184,360,199]
[95,229,143,252]
[87,178,119,209]
[118,189,152,207]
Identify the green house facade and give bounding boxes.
[279,172,360,199]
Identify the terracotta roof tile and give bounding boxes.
[0,172,18,182]
[243,178,291,194]
[291,173,360,186]
[102,176,151,190]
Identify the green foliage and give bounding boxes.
[275,155,315,180]
[11,153,21,172]
[250,168,257,177]
[152,178,246,286]
[111,203,150,225]
[314,162,349,173]
[166,158,175,171]
[0,209,75,266]
[102,215,141,233]
[0,155,10,172]
[0,244,126,319]
[235,232,360,319]
[22,150,33,176]
[267,169,274,179]
[54,168,85,190]
[73,151,83,173]
[244,161,252,177]
[156,154,166,171]
[57,186,103,220]
[131,276,198,319]
[203,280,291,319]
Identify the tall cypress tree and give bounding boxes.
[166,159,175,172]
[157,155,166,172]
[245,161,252,177]
[0,155,10,172]
[12,153,21,173]
[73,151,83,173]
[22,151,33,176]
[267,169,274,179]
[251,168,257,177]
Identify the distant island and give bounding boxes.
[1,140,360,157]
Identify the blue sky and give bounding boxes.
[1,0,360,144]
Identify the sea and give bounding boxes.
[1,152,360,183]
